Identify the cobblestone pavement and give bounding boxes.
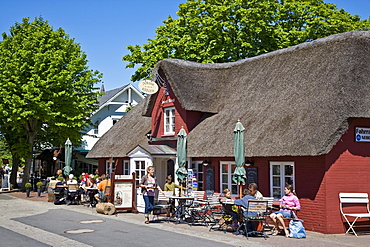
[1,190,370,247]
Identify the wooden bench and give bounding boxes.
[339,193,370,236]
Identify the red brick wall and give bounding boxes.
[322,118,370,234]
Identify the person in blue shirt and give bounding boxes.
[234,189,258,233]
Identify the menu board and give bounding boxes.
[111,172,136,211]
[113,182,133,208]
[205,166,214,191]
[247,167,258,185]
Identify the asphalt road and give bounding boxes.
[12,208,237,247]
[0,194,252,247]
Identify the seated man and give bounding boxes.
[248,183,263,199]
[66,174,79,203]
[234,189,258,233]
[95,174,111,202]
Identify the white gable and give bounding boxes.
[77,84,145,151]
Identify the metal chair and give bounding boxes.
[152,191,172,222]
[339,193,370,236]
[237,200,268,239]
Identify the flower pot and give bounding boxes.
[26,189,30,198]
[37,189,41,198]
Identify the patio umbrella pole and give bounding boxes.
[176,127,188,197]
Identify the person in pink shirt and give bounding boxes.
[270,184,300,237]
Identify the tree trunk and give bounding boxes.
[22,119,38,188]
[10,156,20,189]
[22,157,33,188]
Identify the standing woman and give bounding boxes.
[269,184,301,237]
[140,166,164,224]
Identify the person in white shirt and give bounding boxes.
[248,183,263,199]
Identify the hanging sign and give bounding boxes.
[138,80,158,94]
[355,127,370,142]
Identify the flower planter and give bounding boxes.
[26,189,30,198]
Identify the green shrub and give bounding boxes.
[36,182,43,189]
[25,183,32,189]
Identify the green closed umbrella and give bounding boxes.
[176,127,188,192]
[63,138,73,176]
[232,120,247,198]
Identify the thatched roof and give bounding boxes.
[148,31,370,157]
[87,31,370,159]
[86,100,151,158]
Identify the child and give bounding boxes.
[220,188,240,230]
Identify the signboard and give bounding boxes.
[355,127,370,142]
[138,80,159,94]
[111,172,136,212]
[113,182,133,208]
[205,166,214,191]
[247,167,258,185]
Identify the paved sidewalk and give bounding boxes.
[2,190,370,247]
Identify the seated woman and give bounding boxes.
[269,184,301,237]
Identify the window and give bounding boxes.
[270,161,295,199]
[164,107,175,135]
[191,162,204,191]
[123,161,130,175]
[135,160,146,186]
[220,161,238,195]
[93,120,99,135]
[105,159,115,178]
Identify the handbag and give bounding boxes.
[289,211,306,238]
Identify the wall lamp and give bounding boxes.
[245,160,254,166]
[202,160,210,166]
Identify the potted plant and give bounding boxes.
[36,182,43,198]
[25,182,32,198]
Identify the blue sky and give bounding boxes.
[0,0,369,91]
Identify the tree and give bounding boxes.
[0,17,102,188]
[123,0,368,82]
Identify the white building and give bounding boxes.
[77,83,145,152]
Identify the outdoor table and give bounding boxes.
[169,196,195,223]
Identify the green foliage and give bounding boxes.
[36,181,43,189]
[123,0,368,82]
[0,17,102,182]
[25,182,32,189]
[0,137,12,166]
[125,106,134,112]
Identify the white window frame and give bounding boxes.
[269,161,295,199]
[191,161,204,191]
[220,161,238,196]
[123,160,130,175]
[134,160,146,186]
[105,159,115,178]
[93,120,99,135]
[164,107,175,135]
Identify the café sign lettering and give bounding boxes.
[355,127,370,142]
[138,80,159,94]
